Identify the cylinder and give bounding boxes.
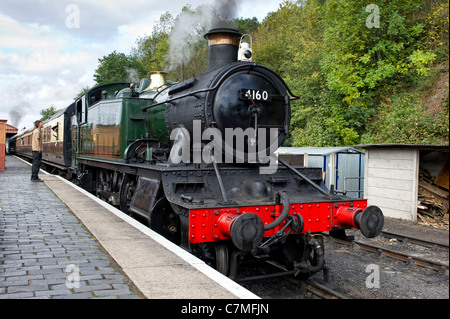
[336,205,384,238]
[336,206,362,228]
[218,213,265,251]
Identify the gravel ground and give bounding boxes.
[241,217,449,299]
[311,235,448,299]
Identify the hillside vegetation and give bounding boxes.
[94,0,449,146]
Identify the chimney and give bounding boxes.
[204,28,242,73]
[149,71,167,90]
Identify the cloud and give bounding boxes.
[0,0,205,41]
[0,0,285,130]
[0,0,126,40]
[0,1,180,129]
[0,13,101,128]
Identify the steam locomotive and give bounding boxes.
[10,28,384,278]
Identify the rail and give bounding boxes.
[329,236,449,273]
[239,260,351,299]
[380,230,449,252]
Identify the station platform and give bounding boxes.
[0,155,258,299]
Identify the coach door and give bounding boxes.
[71,114,78,168]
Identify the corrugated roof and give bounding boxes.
[354,143,449,151]
[6,124,18,134]
[276,146,364,156]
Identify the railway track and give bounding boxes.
[327,231,449,273]
[236,261,351,299]
[380,230,449,252]
[296,278,351,299]
[235,229,449,299]
[294,230,449,298]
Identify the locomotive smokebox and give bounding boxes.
[204,28,242,72]
[163,27,291,164]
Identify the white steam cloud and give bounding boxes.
[165,1,242,72]
[125,67,140,83]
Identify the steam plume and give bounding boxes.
[165,0,242,72]
[9,102,29,127]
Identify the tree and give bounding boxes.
[74,86,91,100]
[235,17,261,35]
[253,1,339,146]
[319,0,445,145]
[321,0,435,99]
[133,5,259,82]
[252,0,447,146]
[93,51,147,85]
[86,0,448,146]
[40,105,60,122]
[134,12,174,73]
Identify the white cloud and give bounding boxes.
[0,0,286,130]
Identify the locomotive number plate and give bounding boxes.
[240,89,272,102]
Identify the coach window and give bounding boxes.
[43,126,48,142]
[76,96,87,124]
[52,124,59,141]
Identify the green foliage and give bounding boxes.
[90,0,448,147]
[361,65,449,144]
[320,0,435,103]
[134,5,219,82]
[40,105,60,122]
[408,50,437,75]
[134,12,173,73]
[254,0,448,146]
[253,1,303,75]
[422,0,449,58]
[93,51,147,85]
[74,86,91,100]
[235,17,261,35]
[132,6,262,83]
[361,94,449,144]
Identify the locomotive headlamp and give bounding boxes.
[238,34,252,62]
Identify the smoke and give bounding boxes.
[165,1,242,72]
[9,102,30,127]
[125,67,140,83]
[9,109,23,127]
[215,0,240,21]
[165,5,214,71]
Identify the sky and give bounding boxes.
[0,0,287,132]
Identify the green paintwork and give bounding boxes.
[147,103,169,144]
[140,88,171,145]
[74,82,171,161]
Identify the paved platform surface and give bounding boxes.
[0,156,257,299]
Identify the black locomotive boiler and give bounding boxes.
[11,28,384,278]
